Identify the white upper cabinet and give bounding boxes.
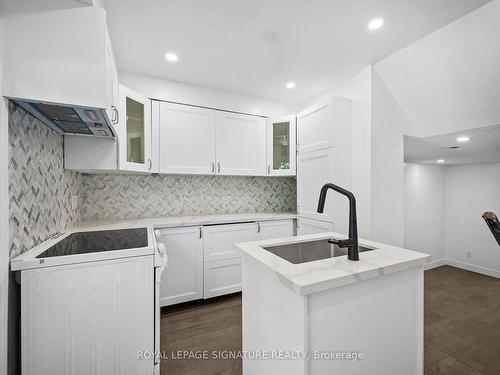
[215,112,267,176]
[297,97,352,154]
[105,32,119,127]
[2,7,111,111]
[266,116,296,176]
[297,101,333,154]
[159,102,216,175]
[118,85,153,172]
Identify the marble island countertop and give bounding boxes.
[236,232,429,295]
[71,212,297,232]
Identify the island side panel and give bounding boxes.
[242,254,307,375]
[307,266,424,375]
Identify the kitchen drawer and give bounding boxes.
[297,217,334,235]
[202,223,256,262]
[204,258,242,299]
[256,219,294,240]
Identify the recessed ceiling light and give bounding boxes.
[286,82,296,89]
[456,136,470,143]
[165,53,178,62]
[437,159,445,164]
[368,18,384,30]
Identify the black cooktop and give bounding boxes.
[36,228,149,258]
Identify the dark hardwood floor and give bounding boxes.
[160,266,500,375]
[160,294,242,375]
[424,266,500,375]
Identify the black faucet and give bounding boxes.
[317,183,359,261]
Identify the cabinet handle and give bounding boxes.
[111,106,116,123]
[211,162,215,173]
[148,159,152,170]
[268,165,271,175]
[257,222,261,233]
[217,163,221,173]
[199,227,202,239]
[111,106,119,125]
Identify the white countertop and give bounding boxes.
[70,212,297,232]
[236,232,429,296]
[12,212,296,271]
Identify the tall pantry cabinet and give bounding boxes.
[296,97,353,236]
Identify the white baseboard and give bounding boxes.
[424,259,447,271]
[446,259,500,279]
[424,258,500,279]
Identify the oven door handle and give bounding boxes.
[157,243,168,278]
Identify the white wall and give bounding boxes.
[0,15,9,375]
[119,71,297,117]
[370,69,415,247]
[404,163,446,264]
[445,163,500,274]
[375,0,500,137]
[403,162,500,275]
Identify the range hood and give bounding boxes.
[12,99,116,139]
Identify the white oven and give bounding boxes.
[11,226,167,375]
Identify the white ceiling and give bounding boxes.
[0,0,90,15]
[101,0,491,104]
[375,0,500,137]
[404,124,500,165]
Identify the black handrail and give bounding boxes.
[482,212,500,247]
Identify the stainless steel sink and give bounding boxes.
[263,239,376,264]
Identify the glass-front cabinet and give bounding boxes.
[266,115,296,176]
[118,85,152,172]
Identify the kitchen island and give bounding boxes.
[236,232,429,375]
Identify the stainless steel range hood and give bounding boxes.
[12,99,116,139]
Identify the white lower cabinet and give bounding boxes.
[297,217,334,235]
[158,220,295,305]
[256,219,294,240]
[157,226,203,307]
[204,258,243,298]
[202,223,256,262]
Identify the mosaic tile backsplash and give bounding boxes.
[8,102,82,258]
[9,103,297,256]
[80,174,296,221]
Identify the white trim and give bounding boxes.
[423,258,500,279]
[424,258,447,270]
[0,96,10,373]
[446,259,500,279]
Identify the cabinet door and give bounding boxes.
[297,148,335,222]
[159,102,216,174]
[118,85,152,172]
[204,258,242,298]
[266,116,296,176]
[256,220,294,240]
[297,100,333,154]
[157,226,203,306]
[21,256,154,375]
[203,223,256,262]
[105,32,119,127]
[215,112,266,176]
[297,217,334,236]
